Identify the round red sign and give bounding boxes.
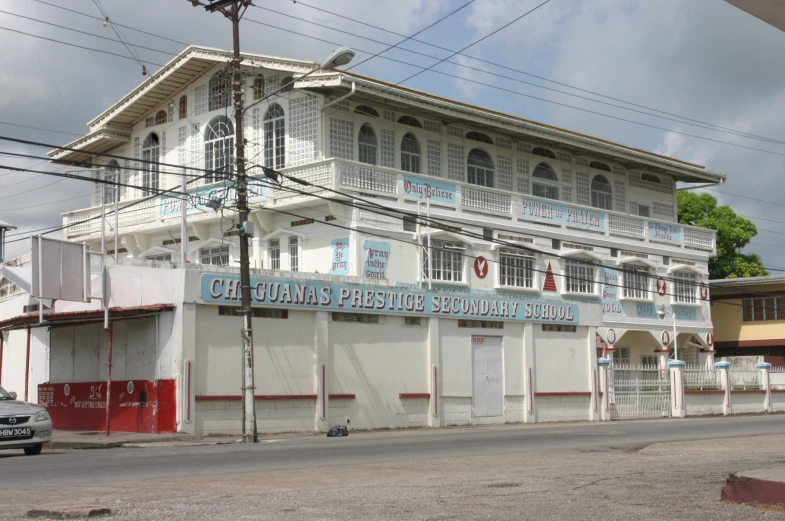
[474,256,489,279]
[661,330,671,346]
[656,277,667,297]
[706,332,714,347]
[606,328,617,345]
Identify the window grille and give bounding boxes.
[264,103,286,169]
[423,120,441,133]
[532,162,559,200]
[269,239,280,270]
[742,298,785,321]
[398,115,422,128]
[565,259,595,294]
[497,154,512,191]
[613,348,630,364]
[102,160,120,204]
[499,250,534,288]
[178,95,188,119]
[194,83,208,116]
[141,134,160,195]
[424,240,464,282]
[673,271,697,303]
[467,148,494,187]
[629,172,673,194]
[288,95,320,167]
[446,125,464,137]
[289,236,299,272]
[358,123,377,165]
[623,267,650,299]
[427,139,441,177]
[147,253,172,262]
[208,72,230,112]
[178,126,187,166]
[401,132,421,174]
[575,172,590,206]
[591,175,613,210]
[200,245,229,266]
[614,180,626,212]
[496,137,512,150]
[653,202,675,219]
[383,110,395,122]
[204,116,234,182]
[380,129,395,168]
[447,143,464,181]
[354,105,379,117]
[329,117,354,161]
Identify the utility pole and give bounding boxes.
[189,0,257,443]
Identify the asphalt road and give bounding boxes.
[4,414,785,490]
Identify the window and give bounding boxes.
[424,240,464,282]
[612,347,630,365]
[532,162,559,200]
[623,267,650,299]
[641,173,661,184]
[541,324,577,332]
[332,312,382,323]
[641,356,659,366]
[499,250,534,288]
[458,320,503,329]
[467,148,494,187]
[354,105,379,117]
[141,133,160,195]
[288,236,299,272]
[280,76,294,93]
[103,160,120,204]
[531,147,556,159]
[147,253,172,262]
[591,175,613,210]
[466,131,493,144]
[204,116,234,182]
[154,110,167,126]
[263,103,285,169]
[252,76,265,101]
[178,95,188,120]
[401,132,421,174]
[208,72,230,111]
[268,239,280,270]
[742,298,785,322]
[637,205,650,218]
[397,115,422,128]
[403,215,417,232]
[565,259,595,294]
[358,123,377,165]
[404,317,423,326]
[200,245,229,266]
[590,161,611,172]
[673,271,697,303]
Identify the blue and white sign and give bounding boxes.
[328,238,350,275]
[200,274,581,323]
[601,268,624,315]
[363,240,390,279]
[159,179,268,219]
[648,222,682,244]
[520,197,605,231]
[402,176,457,206]
[635,303,697,321]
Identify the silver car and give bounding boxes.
[0,385,52,455]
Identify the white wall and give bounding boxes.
[1,329,28,398]
[685,392,725,416]
[533,327,590,393]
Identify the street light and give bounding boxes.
[657,305,678,361]
[243,46,355,114]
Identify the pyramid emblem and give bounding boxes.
[543,262,557,292]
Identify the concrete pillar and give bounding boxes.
[174,302,197,435]
[314,311,330,432]
[523,322,536,423]
[427,317,441,427]
[715,361,731,416]
[655,348,669,371]
[597,358,611,421]
[587,327,600,421]
[669,360,686,418]
[758,362,772,413]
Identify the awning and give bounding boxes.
[0,304,175,331]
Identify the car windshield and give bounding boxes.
[0,386,13,400]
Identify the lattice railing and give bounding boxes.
[729,370,761,390]
[608,214,645,238]
[461,186,510,214]
[684,368,722,390]
[683,227,714,250]
[339,164,397,194]
[274,163,334,198]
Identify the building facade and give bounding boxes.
[0,46,723,434]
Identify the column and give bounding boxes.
[715,361,731,416]
[758,362,772,413]
[587,327,600,421]
[523,323,536,423]
[314,311,330,432]
[427,317,441,427]
[174,302,197,435]
[669,360,686,418]
[597,358,611,421]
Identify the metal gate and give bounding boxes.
[609,364,671,419]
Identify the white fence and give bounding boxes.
[610,364,671,419]
[771,367,785,390]
[684,366,722,391]
[729,369,761,390]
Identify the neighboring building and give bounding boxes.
[0,46,723,434]
[709,275,785,366]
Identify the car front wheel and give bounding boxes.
[23,444,43,456]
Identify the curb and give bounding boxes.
[50,435,196,450]
[722,471,785,507]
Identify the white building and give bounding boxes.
[0,46,723,434]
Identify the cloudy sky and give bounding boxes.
[0,0,783,269]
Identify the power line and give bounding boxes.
[0,192,91,212]
[288,0,785,147]
[703,188,785,208]
[0,120,82,137]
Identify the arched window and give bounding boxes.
[208,72,230,111]
[204,116,235,183]
[178,95,188,120]
[141,133,160,195]
[358,123,377,165]
[466,131,494,145]
[532,161,559,200]
[591,175,613,210]
[590,161,611,172]
[252,75,265,101]
[155,110,167,125]
[467,148,494,187]
[103,160,120,204]
[531,147,557,159]
[354,105,379,118]
[280,76,294,93]
[400,132,421,173]
[397,115,422,128]
[641,173,661,184]
[264,103,285,169]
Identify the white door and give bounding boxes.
[472,336,504,417]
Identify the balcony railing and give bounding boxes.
[62,158,716,253]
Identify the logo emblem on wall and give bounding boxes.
[473,256,489,279]
[661,330,671,346]
[606,328,617,345]
[699,283,709,301]
[656,277,667,297]
[706,332,714,347]
[63,384,70,397]
[127,381,135,395]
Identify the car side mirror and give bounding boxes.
[9,391,17,399]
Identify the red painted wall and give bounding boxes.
[38,379,176,433]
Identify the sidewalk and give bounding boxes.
[49,430,316,449]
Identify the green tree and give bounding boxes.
[677,191,768,279]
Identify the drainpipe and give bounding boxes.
[322,81,356,111]
[105,320,113,437]
[0,331,4,385]
[25,326,31,401]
